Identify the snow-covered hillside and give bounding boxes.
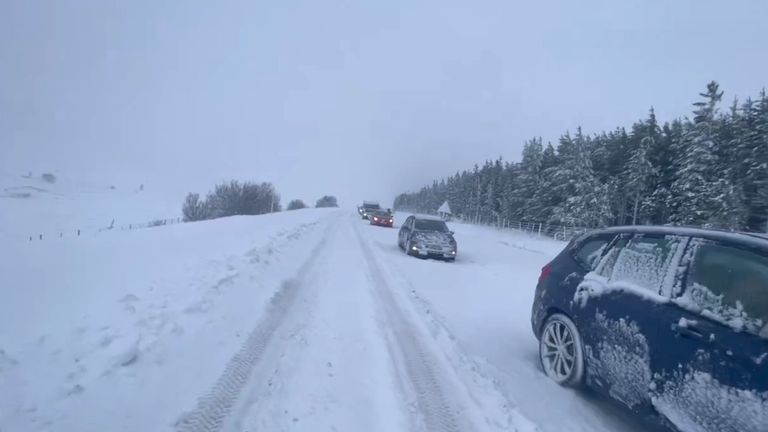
[0,172,181,243]
[1,209,654,432]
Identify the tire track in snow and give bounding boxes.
[175,220,337,432]
[353,224,467,432]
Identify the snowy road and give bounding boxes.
[176,216,535,432]
[2,209,655,431]
[173,212,652,432]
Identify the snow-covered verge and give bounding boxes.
[0,208,338,431]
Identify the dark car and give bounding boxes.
[398,215,457,261]
[369,210,393,227]
[358,201,381,219]
[530,226,768,432]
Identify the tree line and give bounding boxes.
[183,181,338,222]
[394,81,768,233]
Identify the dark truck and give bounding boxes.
[357,201,381,219]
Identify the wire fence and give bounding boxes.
[455,215,590,241]
[401,209,768,242]
[20,216,185,243]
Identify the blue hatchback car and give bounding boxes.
[530,226,767,432]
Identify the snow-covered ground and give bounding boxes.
[0,172,181,243]
[1,208,656,432]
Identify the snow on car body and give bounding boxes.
[530,225,768,432]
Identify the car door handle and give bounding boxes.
[671,322,705,340]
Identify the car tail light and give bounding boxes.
[538,263,552,285]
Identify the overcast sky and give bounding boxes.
[2,0,767,208]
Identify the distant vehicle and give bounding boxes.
[369,210,393,227]
[358,201,381,219]
[398,215,457,261]
[531,226,768,432]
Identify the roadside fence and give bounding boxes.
[21,216,185,243]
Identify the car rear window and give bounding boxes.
[573,235,613,270]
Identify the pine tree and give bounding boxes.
[671,81,724,226]
[624,109,658,224]
[550,128,611,227]
[597,128,632,224]
[514,138,544,220]
[745,91,768,231]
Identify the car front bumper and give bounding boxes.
[410,245,456,259]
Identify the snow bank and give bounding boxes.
[0,208,338,431]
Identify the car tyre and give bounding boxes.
[539,313,585,388]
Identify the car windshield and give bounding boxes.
[414,219,449,232]
[371,211,390,217]
[363,204,380,210]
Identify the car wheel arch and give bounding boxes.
[539,307,570,337]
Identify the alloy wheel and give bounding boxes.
[539,315,582,385]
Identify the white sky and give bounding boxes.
[2,0,767,207]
